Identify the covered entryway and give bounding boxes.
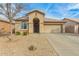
[33,18,40,33]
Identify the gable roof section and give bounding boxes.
[0,19,14,24]
[15,16,29,21]
[45,18,66,23]
[64,18,79,23]
[27,10,45,15]
[15,16,66,24]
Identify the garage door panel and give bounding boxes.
[44,25,61,33]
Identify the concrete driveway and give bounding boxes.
[45,33,79,56]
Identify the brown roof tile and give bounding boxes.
[27,10,45,15]
[64,18,79,23]
[15,16,29,21]
[45,18,66,23]
[0,19,15,24]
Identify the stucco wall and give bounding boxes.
[15,21,21,32]
[44,24,61,33]
[28,11,44,33]
[15,21,29,34]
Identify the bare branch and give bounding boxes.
[0,3,25,20]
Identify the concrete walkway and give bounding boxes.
[46,33,79,56]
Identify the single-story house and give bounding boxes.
[15,10,66,34]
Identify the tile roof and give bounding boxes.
[27,10,45,15]
[15,16,29,21]
[0,19,15,24]
[45,18,66,23]
[64,18,79,23]
[15,17,66,23]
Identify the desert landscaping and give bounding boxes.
[0,34,58,56]
[0,33,79,56]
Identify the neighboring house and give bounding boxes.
[63,18,79,34]
[0,19,14,33]
[15,10,66,34]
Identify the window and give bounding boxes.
[21,22,28,29]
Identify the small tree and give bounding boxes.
[0,3,25,41]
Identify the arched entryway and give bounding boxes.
[33,18,40,33]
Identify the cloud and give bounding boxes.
[45,4,53,12]
[67,3,79,18]
[68,3,79,10]
[1,3,79,19]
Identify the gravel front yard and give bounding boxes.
[0,34,58,56]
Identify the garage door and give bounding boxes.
[65,25,75,33]
[44,25,61,33]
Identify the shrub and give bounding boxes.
[22,32,27,35]
[28,45,37,51]
[16,32,21,35]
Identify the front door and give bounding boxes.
[33,18,39,33]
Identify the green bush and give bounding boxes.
[22,32,27,35]
[16,32,21,35]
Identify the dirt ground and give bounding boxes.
[0,34,58,56]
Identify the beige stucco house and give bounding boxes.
[15,10,66,34]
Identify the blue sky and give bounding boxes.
[21,3,79,20]
[1,3,79,20]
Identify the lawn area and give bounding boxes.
[0,34,58,56]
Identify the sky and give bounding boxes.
[1,3,79,20]
[21,3,79,20]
